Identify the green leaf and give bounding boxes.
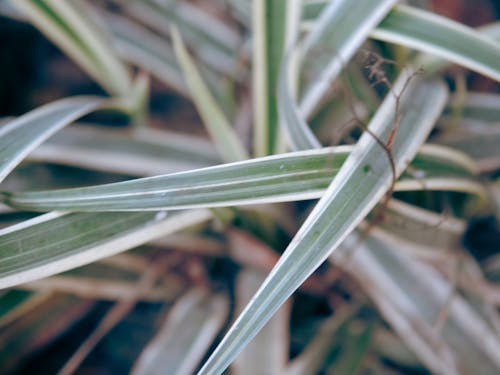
[28,126,220,176]
[333,229,500,374]
[0,209,212,289]
[378,198,466,252]
[197,72,448,374]
[104,11,236,118]
[445,93,500,123]
[279,0,396,150]
[252,0,289,156]
[3,143,479,212]
[371,5,500,82]
[171,26,248,163]
[298,0,397,118]
[232,268,290,375]
[117,0,241,77]
[9,0,132,96]
[0,97,104,184]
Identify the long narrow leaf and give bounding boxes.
[252,0,288,156]
[0,97,104,183]
[279,0,396,150]
[0,209,212,289]
[2,143,478,212]
[117,0,240,77]
[298,0,396,118]
[333,229,500,374]
[198,71,448,374]
[132,289,228,375]
[171,26,248,162]
[27,126,220,176]
[10,0,132,96]
[371,5,500,82]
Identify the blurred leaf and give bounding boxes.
[333,228,500,374]
[371,5,500,82]
[131,289,229,375]
[57,263,162,375]
[171,26,248,162]
[252,0,289,156]
[329,323,373,375]
[232,268,290,375]
[28,126,220,176]
[9,0,132,96]
[285,306,357,375]
[445,93,500,123]
[0,290,50,327]
[104,12,186,94]
[379,198,466,253]
[0,294,94,373]
[19,274,178,303]
[116,0,241,77]
[298,0,396,119]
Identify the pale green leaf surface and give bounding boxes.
[27,126,220,176]
[435,133,500,171]
[379,199,466,253]
[0,209,212,289]
[198,72,448,374]
[446,93,500,123]
[3,144,478,212]
[371,5,500,82]
[171,26,248,163]
[118,0,240,77]
[298,0,396,119]
[232,269,289,375]
[10,0,132,96]
[0,97,103,184]
[106,12,187,95]
[253,0,288,156]
[279,0,396,150]
[411,21,500,76]
[334,229,500,374]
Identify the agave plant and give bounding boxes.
[0,0,499,374]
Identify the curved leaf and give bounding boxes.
[0,209,212,289]
[10,0,132,96]
[2,143,479,212]
[0,97,104,184]
[371,5,500,82]
[198,72,448,374]
[171,26,248,162]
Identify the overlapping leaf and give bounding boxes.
[0,97,104,183]
[9,0,132,96]
[198,68,448,373]
[371,5,500,82]
[2,144,480,212]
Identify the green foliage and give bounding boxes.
[0,1,499,374]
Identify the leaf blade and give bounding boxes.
[0,97,103,184]
[198,72,448,375]
[371,5,500,82]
